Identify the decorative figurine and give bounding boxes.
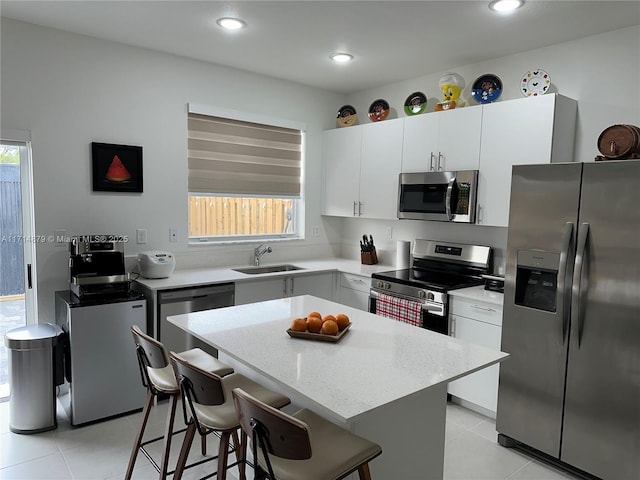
[435,73,467,111]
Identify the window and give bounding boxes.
[187,105,304,242]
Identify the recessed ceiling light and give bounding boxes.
[330,53,353,64]
[216,17,246,30]
[489,0,524,13]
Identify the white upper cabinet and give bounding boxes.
[323,95,576,225]
[359,119,404,219]
[476,94,577,227]
[324,126,363,217]
[402,106,482,173]
[323,118,403,219]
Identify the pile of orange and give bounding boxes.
[289,311,350,336]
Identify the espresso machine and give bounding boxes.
[68,235,130,299]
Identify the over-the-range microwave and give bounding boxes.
[397,170,478,223]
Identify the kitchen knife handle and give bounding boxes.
[557,222,573,345]
[571,222,590,349]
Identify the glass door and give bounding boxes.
[1,131,37,399]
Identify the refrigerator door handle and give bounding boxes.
[571,222,590,348]
[557,222,574,344]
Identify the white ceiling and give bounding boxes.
[1,1,639,94]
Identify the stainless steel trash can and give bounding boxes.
[4,323,64,433]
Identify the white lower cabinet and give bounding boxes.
[235,272,335,305]
[448,295,503,416]
[338,273,371,311]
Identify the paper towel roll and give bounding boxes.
[396,240,411,269]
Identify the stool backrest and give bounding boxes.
[232,387,312,461]
[169,351,226,406]
[131,325,169,369]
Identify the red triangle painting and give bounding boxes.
[105,155,132,182]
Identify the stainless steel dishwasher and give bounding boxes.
[158,283,234,357]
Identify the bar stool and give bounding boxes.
[125,325,235,480]
[232,387,382,480]
[170,350,291,480]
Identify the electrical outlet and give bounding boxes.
[311,225,320,236]
[136,228,147,244]
[386,227,393,239]
[169,228,178,242]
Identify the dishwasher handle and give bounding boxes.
[158,283,235,303]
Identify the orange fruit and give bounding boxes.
[307,316,323,333]
[308,311,322,319]
[321,320,339,336]
[335,313,350,331]
[290,317,307,332]
[322,314,336,324]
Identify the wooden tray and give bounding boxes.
[286,323,351,343]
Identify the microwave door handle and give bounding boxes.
[557,222,574,344]
[571,223,590,349]
[445,177,455,220]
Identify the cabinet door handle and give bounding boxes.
[282,279,287,295]
[471,304,496,312]
[477,204,483,224]
[358,202,363,216]
[450,315,456,336]
[438,152,444,171]
[290,277,295,295]
[353,201,357,216]
[430,152,436,171]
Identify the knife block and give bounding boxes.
[361,248,378,265]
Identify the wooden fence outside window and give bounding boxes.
[188,196,293,237]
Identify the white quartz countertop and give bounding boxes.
[167,295,508,423]
[134,258,395,291]
[449,285,504,306]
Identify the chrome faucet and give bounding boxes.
[254,244,272,266]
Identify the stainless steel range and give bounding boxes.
[369,239,492,334]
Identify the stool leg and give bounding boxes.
[125,390,154,480]
[173,422,197,480]
[201,431,207,455]
[217,431,232,480]
[357,463,373,480]
[159,392,180,479]
[233,429,246,480]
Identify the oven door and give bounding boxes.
[397,170,478,223]
[369,289,448,334]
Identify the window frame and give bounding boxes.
[186,104,306,245]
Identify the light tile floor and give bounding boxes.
[0,397,581,480]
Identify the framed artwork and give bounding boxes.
[91,142,143,192]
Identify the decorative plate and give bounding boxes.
[368,99,390,122]
[336,105,357,128]
[520,69,551,97]
[404,92,427,116]
[287,323,351,343]
[471,74,503,104]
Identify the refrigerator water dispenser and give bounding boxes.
[514,250,559,313]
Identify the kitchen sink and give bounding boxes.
[233,264,304,275]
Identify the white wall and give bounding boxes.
[0,18,345,319]
[2,18,639,319]
[336,25,640,271]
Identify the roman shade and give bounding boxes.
[187,113,302,197]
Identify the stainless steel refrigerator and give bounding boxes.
[496,161,640,480]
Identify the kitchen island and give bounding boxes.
[167,295,508,479]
